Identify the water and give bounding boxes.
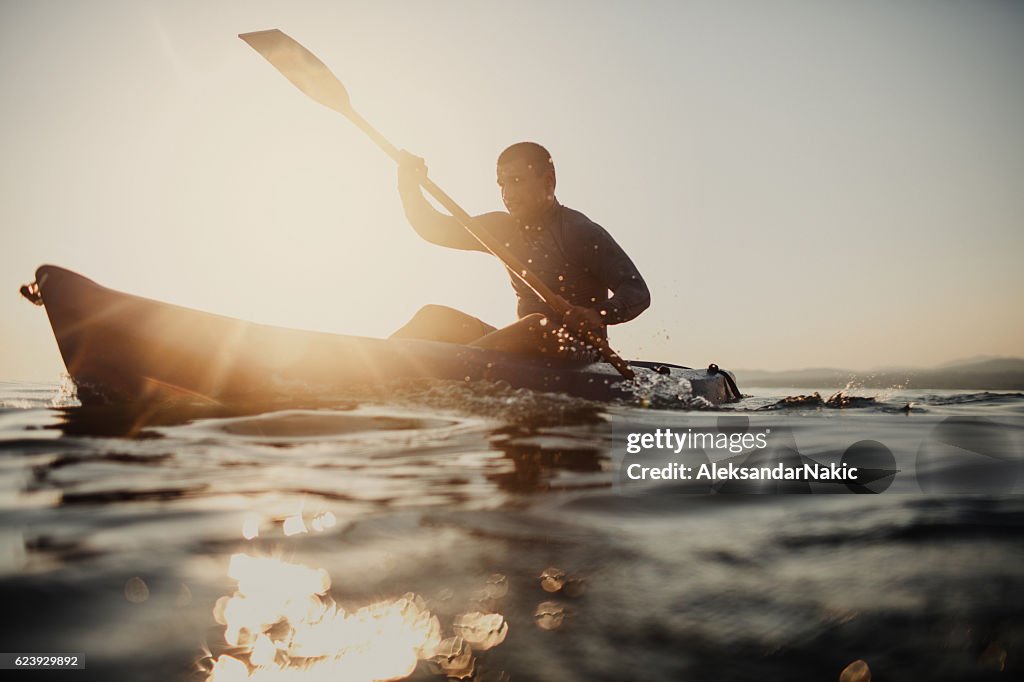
[1,379,1022,681]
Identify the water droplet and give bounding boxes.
[540,567,566,592]
[534,601,565,630]
[453,612,508,650]
[242,515,260,540]
[125,577,149,604]
[485,573,509,599]
[839,659,871,682]
[429,636,475,677]
[283,513,307,536]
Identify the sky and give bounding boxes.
[2,0,1022,382]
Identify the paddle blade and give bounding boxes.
[239,29,352,115]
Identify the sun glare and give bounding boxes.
[206,554,507,681]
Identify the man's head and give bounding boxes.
[497,142,556,221]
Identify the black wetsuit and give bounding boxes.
[399,180,651,336]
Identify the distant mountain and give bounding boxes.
[735,358,1024,390]
[938,357,1024,373]
[934,355,1002,368]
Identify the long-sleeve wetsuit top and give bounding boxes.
[399,179,651,334]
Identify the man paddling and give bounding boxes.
[392,142,650,357]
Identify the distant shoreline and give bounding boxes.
[734,358,1024,391]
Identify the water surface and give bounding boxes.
[1,380,1021,680]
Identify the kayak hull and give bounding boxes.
[31,265,735,406]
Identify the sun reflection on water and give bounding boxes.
[205,553,506,681]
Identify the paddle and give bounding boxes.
[239,29,635,380]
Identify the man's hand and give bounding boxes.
[562,305,605,338]
[397,150,427,190]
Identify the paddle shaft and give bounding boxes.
[242,30,634,379]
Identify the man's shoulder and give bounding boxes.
[557,204,614,242]
[558,203,598,228]
[476,210,516,236]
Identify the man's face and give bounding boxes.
[497,158,555,221]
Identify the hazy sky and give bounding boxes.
[2,0,1022,382]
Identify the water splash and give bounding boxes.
[51,374,80,407]
[759,391,881,410]
[617,370,711,410]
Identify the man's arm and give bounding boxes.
[586,226,651,325]
[397,164,482,251]
[510,221,651,332]
[397,153,512,252]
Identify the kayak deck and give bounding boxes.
[27,265,737,406]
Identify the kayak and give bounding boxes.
[23,265,739,406]
[24,265,738,406]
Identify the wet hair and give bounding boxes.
[497,142,555,179]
